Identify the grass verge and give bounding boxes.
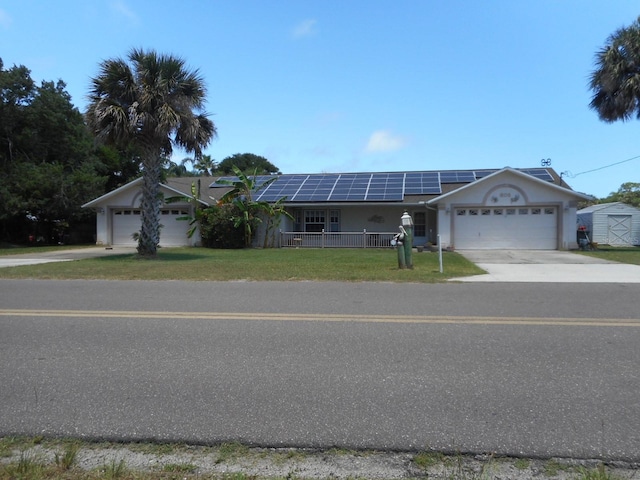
[575,246,640,265]
[0,437,631,480]
[0,247,485,282]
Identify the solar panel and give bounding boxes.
[254,175,308,202]
[404,172,441,195]
[473,170,497,180]
[211,167,554,203]
[519,168,554,181]
[440,171,476,183]
[292,174,339,201]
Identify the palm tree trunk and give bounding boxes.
[138,150,162,257]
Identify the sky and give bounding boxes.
[1,1,639,198]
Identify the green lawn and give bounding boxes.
[574,246,640,265]
[0,247,485,282]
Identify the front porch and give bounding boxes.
[279,230,397,248]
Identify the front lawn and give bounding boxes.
[0,247,485,282]
[574,246,640,265]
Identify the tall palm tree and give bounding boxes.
[86,48,216,257]
[589,17,640,122]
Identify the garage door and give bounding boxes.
[111,208,190,246]
[454,207,557,250]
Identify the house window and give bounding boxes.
[329,210,340,232]
[305,210,326,232]
[531,208,541,215]
[544,208,555,215]
[506,208,516,215]
[457,209,467,216]
[519,208,528,215]
[494,209,503,215]
[469,209,478,215]
[413,212,426,237]
[481,209,491,215]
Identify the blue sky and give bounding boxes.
[1,1,639,198]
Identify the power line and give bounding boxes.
[571,154,640,178]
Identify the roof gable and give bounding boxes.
[426,167,590,204]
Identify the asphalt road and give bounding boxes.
[1,279,639,462]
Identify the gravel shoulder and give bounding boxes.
[2,441,640,479]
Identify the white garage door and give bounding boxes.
[454,207,557,250]
[112,208,190,246]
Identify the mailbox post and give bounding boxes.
[400,211,413,269]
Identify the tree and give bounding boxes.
[0,60,106,244]
[86,48,216,257]
[601,181,640,207]
[218,153,280,175]
[182,153,217,176]
[589,16,640,122]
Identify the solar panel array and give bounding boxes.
[211,168,554,202]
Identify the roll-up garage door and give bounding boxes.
[453,206,557,250]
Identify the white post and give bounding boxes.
[438,234,443,273]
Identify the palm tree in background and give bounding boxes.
[182,153,217,176]
[589,17,640,122]
[86,48,216,257]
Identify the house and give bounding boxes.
[83,166,589,250]
[577,202,640,247]
[82,177,211,247]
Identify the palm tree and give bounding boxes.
[86,48,216,257]
[589,17,640,122]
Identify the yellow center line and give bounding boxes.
[0,309,639,327]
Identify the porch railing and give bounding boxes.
[279,230,396,248]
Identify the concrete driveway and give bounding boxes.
[0,247,136,268]
[455,249,640,283]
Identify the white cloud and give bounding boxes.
[292,19,317,38]
[110,0,137,22]
[365,130,408,153]
[0,9,12,29]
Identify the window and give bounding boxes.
[413,212,426,237]
[457,209,467,216]
[304,210,325,232]
[329,210,340,232]
[469,209,478,216]
[519,208,528,215]
[297,209,342,232]
[494,209,503,215]
[531,208,541,215]
[506,208,516,215]
[544,208,554,215]
[481,209,491,216]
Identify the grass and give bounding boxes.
[0,246,485,282]
[0,437,630,480]
[575,246,640,265]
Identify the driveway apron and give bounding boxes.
[455,249,640,283]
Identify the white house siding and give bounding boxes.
[432,170,582,250]
[577,203,640,246]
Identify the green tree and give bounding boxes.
[0,60,106,244]
[601,181,640,207]
[86,48,216,257]
[218,153,280,175]
[589,16,640,122]
[182,153,217,176]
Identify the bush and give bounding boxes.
[199,204,247,249]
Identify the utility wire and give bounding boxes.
[570,154,640,177]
